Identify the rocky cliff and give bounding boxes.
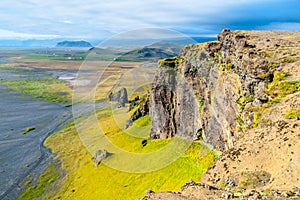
[146,29,300,199]
[150,29,300,151]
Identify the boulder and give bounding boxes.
[92,149,107,167]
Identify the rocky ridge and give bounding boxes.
[146,29,300,199]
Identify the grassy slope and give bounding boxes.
[42,107,218,200]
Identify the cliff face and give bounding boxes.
[150,57,199,140]
[150,29,300,151]
[146,29,300,199]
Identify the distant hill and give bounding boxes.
[115,43,181,62]
[56,40,93,47]
[87,42,181,62]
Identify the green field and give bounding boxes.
[0,77,72,102]
[18,106,219,200]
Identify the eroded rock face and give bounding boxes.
[150,67,178,139]
[145,29,300,199]
[150,29,299,151]
[108,88,128,107]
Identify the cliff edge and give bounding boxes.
[145,29,300,199]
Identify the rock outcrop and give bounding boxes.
[146,29,300,199]
[92,149,107,167]
[108,88,128,107]
[126,94,150,128]
[150,57,199,140]
[150,29,300,151]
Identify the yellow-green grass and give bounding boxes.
[286,109,300,119]
[95,74,122,101]
[19,127,35,135]
[249,71,300,128]
[18,164,59,200]
[0,77,72,102]
[94,65,152,102]
[41,107,218,200]
[110,67,153,97]
[265,71,300,103]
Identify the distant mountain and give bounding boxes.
[56,40,93,47]
[115,43,180,62]
[147,42,182,54]
[87,42,181,62]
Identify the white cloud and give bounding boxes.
[0,29,60,40]
[259,22,300,31]
[0,0,296,40]
[62,20,73,24]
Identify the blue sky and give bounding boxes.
[0,0,299,41]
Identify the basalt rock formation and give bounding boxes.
[147,29,300,199]
[150,29,300,151]
[126,94,150,128]
[108,88,128,107]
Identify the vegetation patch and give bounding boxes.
[239,171,271,188]
[199,100,204,114]
[133,115,151,127]
[19,127,35,135]
[158,56,184,69]
[44,107,219,200]
[247,106,266,128]
[194,93,204,115]
[237,95,254,113]
[0,77,72,102]
[265,71,299,103]
[267,81,300,103]
[285,109,300,119]
[221,63,234,70]
[281,56,297,63]
[18,163,59,200]
[260,51,275,58]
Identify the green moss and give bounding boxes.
[237,95,254,104]
[194,93,204,115]
[236,116,244,125]
[266,71,299,104]
[281,57,297,63]
[18,163,59,200]
[273,71,289,81]
[261,51,275,58]
[22,180,32,187]
[158,56,184,69]
[252,112,262,128]
[285,109,300,119]
[269,62,280,69]
[237,95,254,113]
[267,81,300,103]
[239,171,271,188]
[250,107,266,128]
[133,115,151,127]
[19,127,35,135]
[263,189,272,195]
[219,63,234,70]
[199,100,204,114]
[257,73,273,80]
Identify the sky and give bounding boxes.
[0,0,299,42]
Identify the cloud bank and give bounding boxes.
[0,0,299,40]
